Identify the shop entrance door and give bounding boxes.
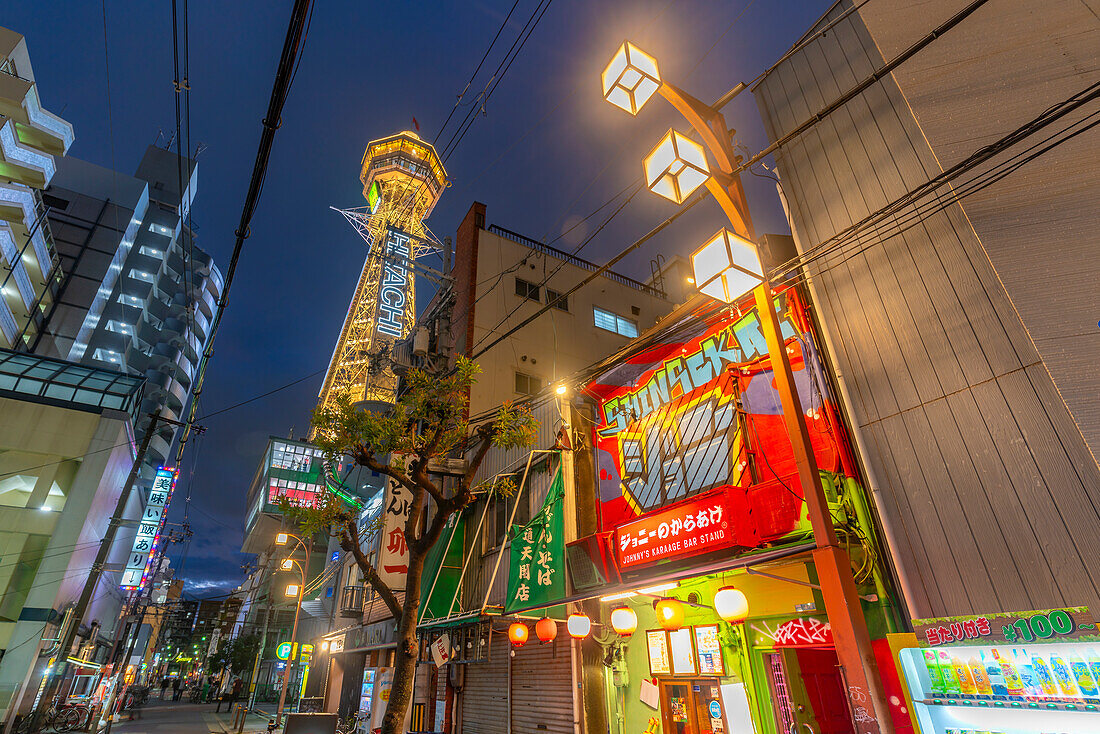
[793,649,853,734]
[658,680,729,734]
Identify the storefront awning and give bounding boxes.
[507,541,815,616]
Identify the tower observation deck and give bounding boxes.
[315,131,448,421]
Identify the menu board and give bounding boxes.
[694,625,725,675]
[669,628,698,675]
[647,631,671,675]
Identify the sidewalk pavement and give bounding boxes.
[104,697,276,734]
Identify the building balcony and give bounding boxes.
[0,28,74,158]
[339,586,365,618]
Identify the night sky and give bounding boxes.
[8,0,829,596]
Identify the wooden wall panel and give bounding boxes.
[753,0,1100,618]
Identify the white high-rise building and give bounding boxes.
[42,145,223,479]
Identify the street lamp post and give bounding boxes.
[274,532,310,728]
[602,42,894,733]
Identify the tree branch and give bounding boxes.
[342,517,403,620]
[358,450,416,490]
[413,501,457,554]
[462,424,495,487]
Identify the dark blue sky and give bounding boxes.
[8,0,828,596]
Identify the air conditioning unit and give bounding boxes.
[566,533,619,592]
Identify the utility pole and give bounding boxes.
[33,413,177,724]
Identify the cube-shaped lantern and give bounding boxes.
[644,129,710,205]
[602,42,661,116]
[692,228,765,303]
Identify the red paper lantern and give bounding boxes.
[654,598,685,631]
[535,618,557,643]
[508,622,529,646]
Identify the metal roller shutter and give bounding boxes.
[511,634,574,734]
[461,633,509,734]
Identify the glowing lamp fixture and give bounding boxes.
[714,586,750,623]
[567,613,592,639]
[610,606,638,636]
[275,532,289,546]
[555,383,567,395]
[535,617,558,643]
[602,42,661,115]
[508,622,529,647]
[644,130,710,205]
[654,597,685,631]
[691,228,765,303]
[320,641,329,652]
[285,584,300,598]
[281,558,294,570]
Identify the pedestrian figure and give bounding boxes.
[216,675,241,713]
[160,676,169,699]
[202,676,211,705]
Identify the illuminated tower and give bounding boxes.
[316,132,447,417]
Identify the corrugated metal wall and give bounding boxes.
[511,635,574,734]
[461,633,509,734]
[458,630,574,734]
[753,0,1100,618]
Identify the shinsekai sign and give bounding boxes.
[505,464,566,613]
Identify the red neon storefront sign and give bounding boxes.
[614,488,753,570]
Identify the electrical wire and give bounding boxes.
[771,82,1100,284]
[439,0,555,163]
[434,0,523,143]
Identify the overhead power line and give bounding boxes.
[172,0,315,465]
[471,185,703,360]
[735,0,992,178]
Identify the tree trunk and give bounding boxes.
[379,550,425,734]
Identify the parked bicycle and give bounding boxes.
[13,696,89,734]
[335,712,371,734]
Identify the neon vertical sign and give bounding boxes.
[120,466,178,591]
[377,229,411,338]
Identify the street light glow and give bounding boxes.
[285,584,299,597]
[644,129,709,204]
[601,41,661,116]
[691,227,764,303]
[275,532,289,545]
[281,558,293,570]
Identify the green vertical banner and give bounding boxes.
[419,510,466,621]
[505,463,566,613]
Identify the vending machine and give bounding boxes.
[896,607,1100,734]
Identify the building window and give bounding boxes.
[546,289,568,311]
[514,371,542,396]
[515,278,539,302]
[594,306,638,337]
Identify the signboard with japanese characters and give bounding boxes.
[377,476,412,589]
[505,464,566,613]
[613,488,747,571]
[588,287,863,552]
[912,607,1098,647]
[121,466,178,591]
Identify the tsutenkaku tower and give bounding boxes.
[315,131,448,420]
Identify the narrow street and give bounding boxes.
[106,699,275,734]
